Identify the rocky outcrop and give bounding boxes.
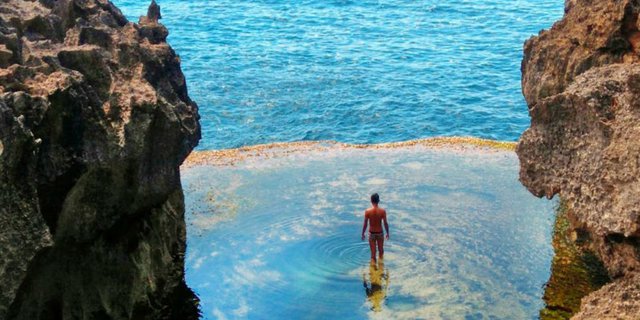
[518,0,640,318]
[573,273,640,319]
[0,0,200,319]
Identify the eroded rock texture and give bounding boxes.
[518,0,640,318]
[0,0,200,319]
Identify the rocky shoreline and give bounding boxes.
[183,137,516,167]
[518,0,640,318]
[0,0,200,319]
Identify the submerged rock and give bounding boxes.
[0,0,201,319]
[518,0,640,317]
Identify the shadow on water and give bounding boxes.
[362,260,389,312]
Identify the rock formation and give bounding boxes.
[518,0,640,317]
[0,0,201,319]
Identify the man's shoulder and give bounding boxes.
[366,207,386,214]
[365,207,379,215]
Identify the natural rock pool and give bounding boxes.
[181,141,556,319]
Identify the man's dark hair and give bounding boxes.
[371,193,380,204]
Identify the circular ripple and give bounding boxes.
[307,233,370,275]
[269,231,370,284]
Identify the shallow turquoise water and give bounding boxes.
[113,0,562,149]
[182,147,556,319]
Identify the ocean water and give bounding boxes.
[182,147,556,319]
[112,0,562,150]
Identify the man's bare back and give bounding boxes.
[365,207,387,233]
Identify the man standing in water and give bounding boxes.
[361,193,389,263]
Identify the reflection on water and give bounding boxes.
[182,146,556,319]
[363,260,389,312]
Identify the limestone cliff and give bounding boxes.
[518,0,640,318]
[0,0,201,319]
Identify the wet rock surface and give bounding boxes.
[0,0,200,319]
[518,0,640,318]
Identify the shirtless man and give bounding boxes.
[361,193,389,263]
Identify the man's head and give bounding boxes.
[371,193,380,205]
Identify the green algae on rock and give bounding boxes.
[540,203,609,320]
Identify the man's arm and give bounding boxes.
[383,210,389,240]
[361,211,368,240]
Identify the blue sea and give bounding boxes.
[113,0,562,150]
